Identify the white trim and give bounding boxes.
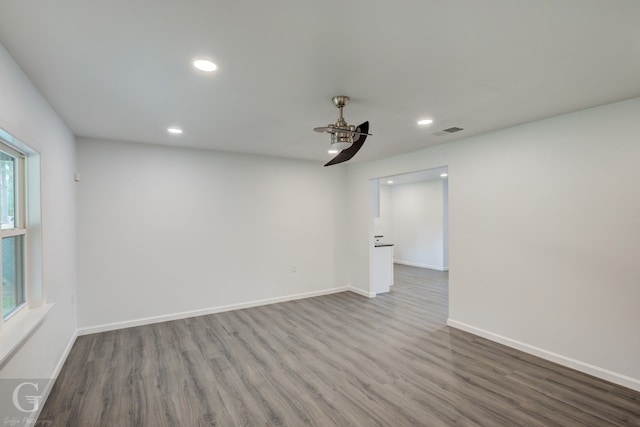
[48,329,78,387]
[78,286,351,335]
[0,228,27,238]
[447,319,640,393]
[394,259,449,271]
[26,329,78,426]
[0,303,53,366]
[347,286,376,298]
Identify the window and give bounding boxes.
[0,128,46,364]
[1,142,26,319]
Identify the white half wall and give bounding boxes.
[76,139,349,329]
[0,43,77,379]
[346,97,640,391]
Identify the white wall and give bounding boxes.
[0,44,77,378]
[386,180,446,270]
[347,97,640,391]
[443,179,449,268]
[374,185,393,242]
[76,138,348,330]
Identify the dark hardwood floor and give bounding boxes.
[39,265,640,426]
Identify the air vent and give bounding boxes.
[431,126,464,137]
[443,126,464,133]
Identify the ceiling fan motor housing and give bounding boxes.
[331,131,353,151]
[315,95,370,154]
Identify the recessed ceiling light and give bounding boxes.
[167,127,183,134]
[193,59,217,72]
[387,180,394,184]
[328,149,339,154]
[417,119,433,126]
[440,173,448,178]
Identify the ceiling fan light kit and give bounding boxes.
[314,96,372,166]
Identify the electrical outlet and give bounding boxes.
[291,265,297,273]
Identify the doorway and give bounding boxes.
[369,166,449,313]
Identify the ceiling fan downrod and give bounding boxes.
[330,96,356,149]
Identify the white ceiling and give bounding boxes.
[1,1,639,164]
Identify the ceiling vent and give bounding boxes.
[431,126,464,136]
[443,126,464,133]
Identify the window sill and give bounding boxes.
[0,303,53,367]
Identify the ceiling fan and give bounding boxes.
[313,96,371,166]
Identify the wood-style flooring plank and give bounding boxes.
[38,265,640,426]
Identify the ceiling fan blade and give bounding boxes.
[324,121,369,167]
[314,126,334,133]
[314,126,372,136]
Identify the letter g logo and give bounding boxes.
[12,381,42,413]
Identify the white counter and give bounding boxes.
[372,244,394,294]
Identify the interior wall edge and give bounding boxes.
[346,287,376,298]
[77,285,350,336]
[447,319,640,393]
[393,260,448,271]
[27,329,78,424]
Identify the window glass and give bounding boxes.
[2,235,24,317]
[0,151,16,230]
[1,144,25,319]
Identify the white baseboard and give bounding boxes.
[347,286,376,298]
[394,259,449,271]
[447,319,640,393]
[29,329,78,425]
[48,329,77,387]
[77,286,351,335]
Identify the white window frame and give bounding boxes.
[0,141,27,320]
[0,127,49,365]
